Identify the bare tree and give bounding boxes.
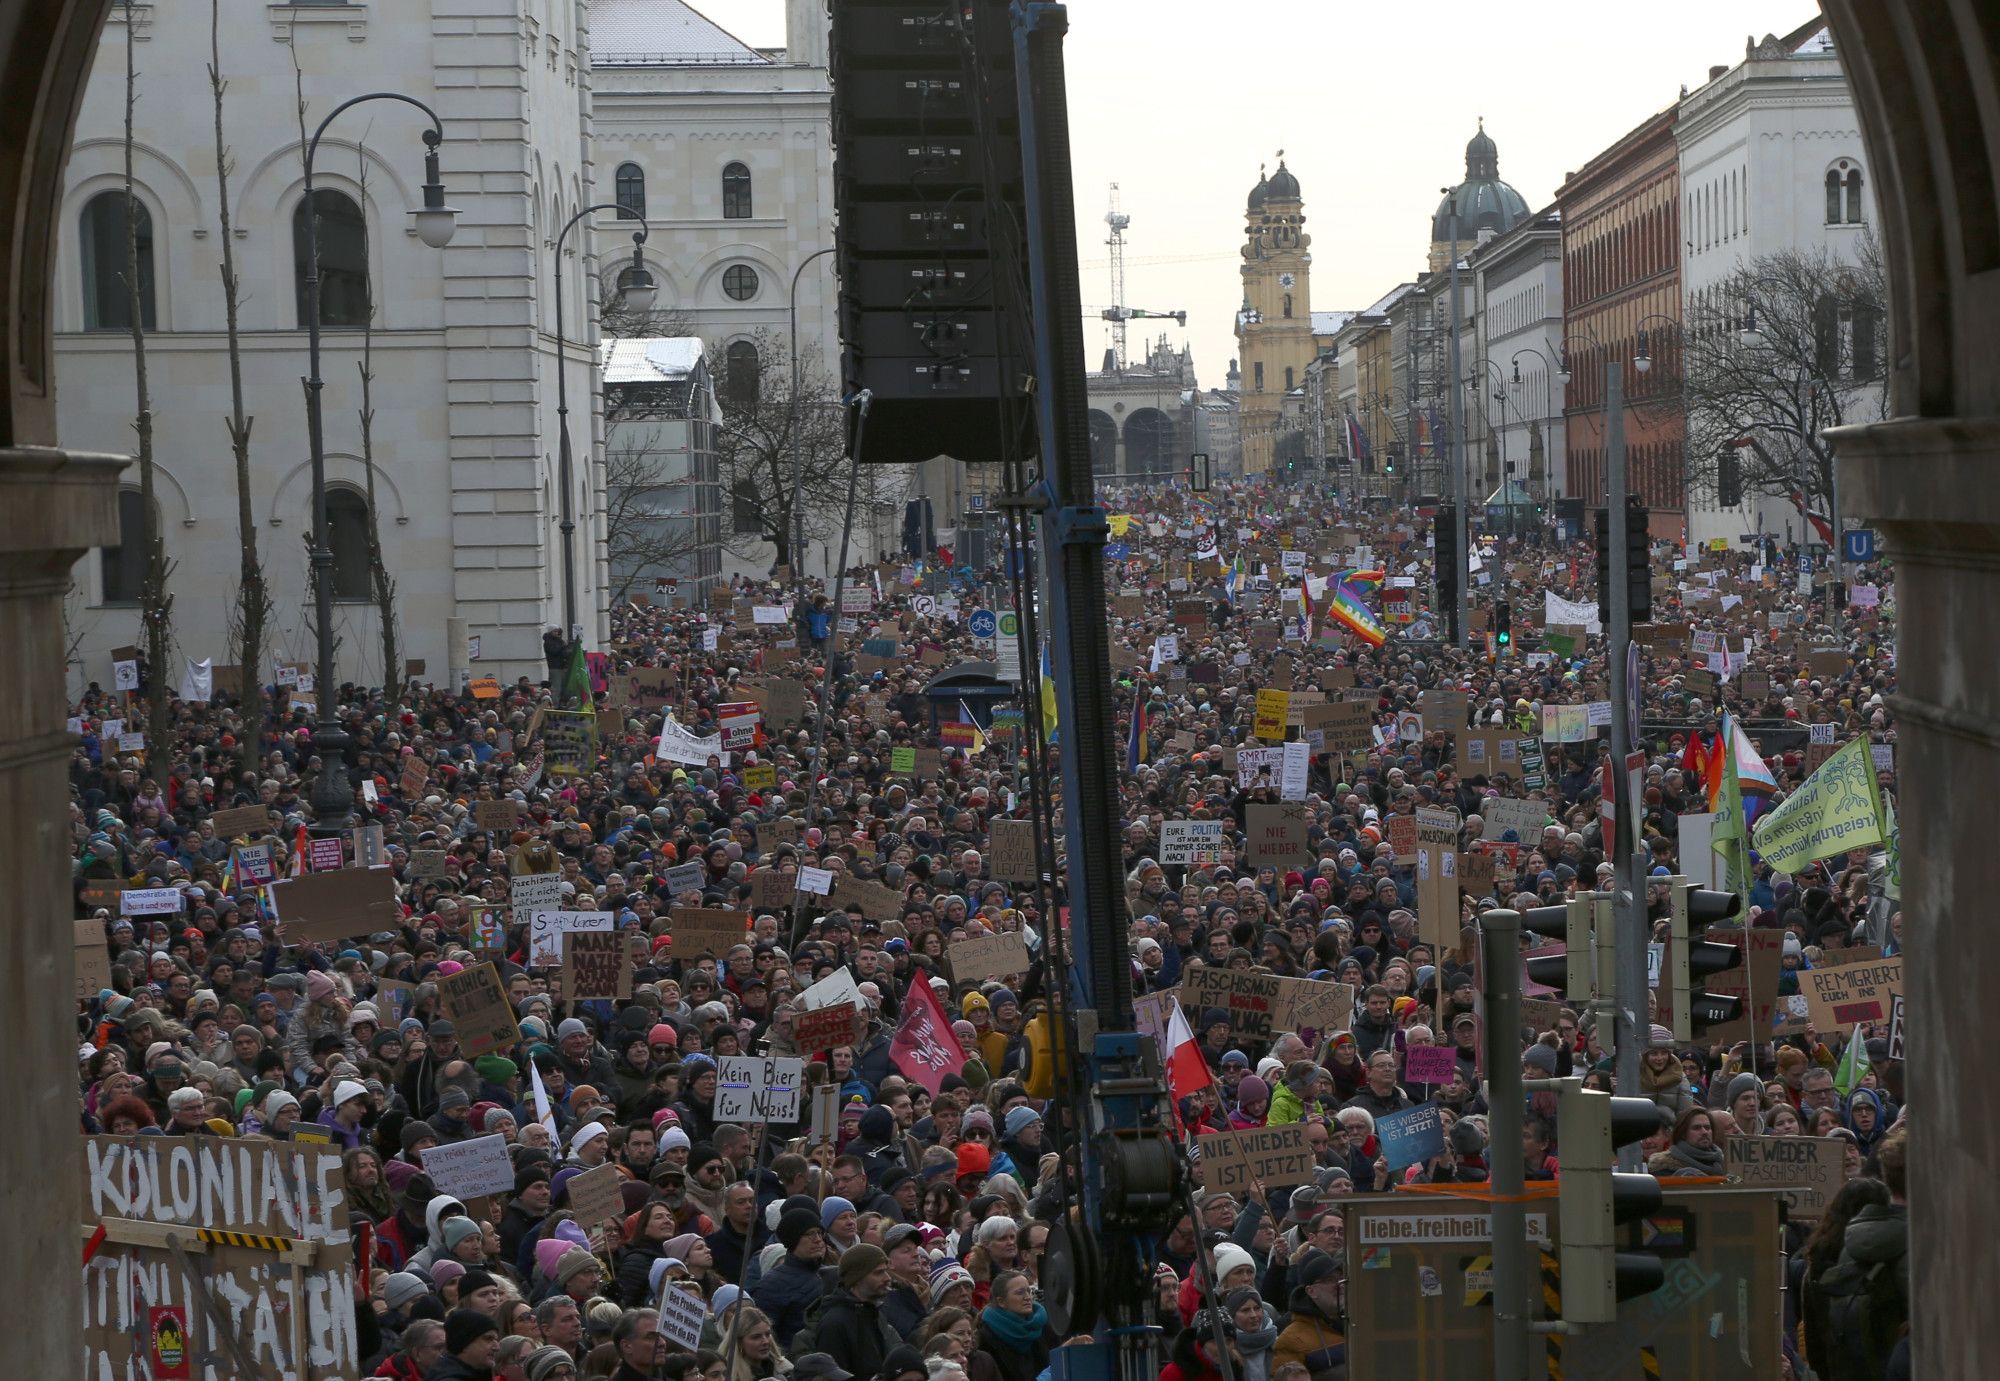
[601,428,718,604]
[710,330,851,573]
[595,264,695,342]
[1681,238,1890,517]
[209,0,270,764]
[354,146,401,710]
[123,2,174,736]
[287,40,336,679]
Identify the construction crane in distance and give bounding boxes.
[1097,182,1185,370]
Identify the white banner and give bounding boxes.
[656,714,725,767]
[1544,591,1602,635]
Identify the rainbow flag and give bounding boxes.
[1708,713,1778,827]
[1325,569,1387,648]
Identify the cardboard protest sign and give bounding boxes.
[947,932,1031,983]
[988,818,1038,883]
[437,962,523,1057]
[667,907,750,959]
[510,872,564,919]
[560,930,631,1002]
[1245,802,1311,869]
[1404,1044,1459,1086]
[793,1001,864,1053]
[210,804,273,838]
[1160,819,1228,866]
[1724,1134,1838,1222]
[1178,969,1352,1041]
[75,919,112,997]
[750,869,796,910]
[1481,796,1545,844]
[1800,957,1903,1029]
[410,849,450,881]
[269,867,401,946]
[715,1056,804,1121]
[78,877,126,912]
[1303,700,1374,755]
[564,1162,626,1234]
[1195,1123,1315,1196]
[1387,814,1418,859]
[475,800,521,833]
[830,875,905,920]
[82,1137,357,1381]
[1415,807,1462,950]
[656,1283,708,1350]
[1697,929,1788,1044]
[422,1133,516,1201]
[1377,1104,1448,1171]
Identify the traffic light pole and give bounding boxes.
[1481,909,1533,1381]
[1604,362,1647,1123]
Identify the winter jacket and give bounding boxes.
[1272,1286,1346,1381]
[750,1253,826,1345]
[792,1287,900,1377]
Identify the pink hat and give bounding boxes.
[304,971,336,1001]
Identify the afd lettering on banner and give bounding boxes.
[714,1056,804,1122]
[1376,1104,1447,1171]
[1195,1123,1316,1196]
[1725,1135,1839,1223]
[82,1137,357,1381]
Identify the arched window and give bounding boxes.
[1284,365,1295,391]
[1253,361,1264,392]
[1282,293,1293,318]
[1845,168,1865,224]
[1814,294,1842,376]
[725,340,760,410]
[100,488,156,605]
[80,190,155,332]
[1825,170,1843,226]
[722,264,759,301]
[293,189,370,329]
[615,163,645,220]
[722,162,752,220]
[324,486,373,601]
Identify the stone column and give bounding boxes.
[0,445,124,1374]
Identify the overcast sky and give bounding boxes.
[689,0,1825,383]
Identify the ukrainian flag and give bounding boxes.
[1040,644,1059,745]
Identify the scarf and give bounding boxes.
[1668,1140,1724,1174]
[980,1302,1048,1354]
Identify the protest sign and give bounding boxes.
[232,841,276,887]
[715,1056,804,1121]
[565,1162,626,1235]
[437,962,523,1057]
[830,875,905,920]
[795,865,834,896]
[561,930,631,1002]
[268,867,400,946]
[793,1002,864,1053]
[1254,689,1289,741]
[75,919,112,997]
[1245,802,1311,868]
[306,836,345,872]
[1725,1135,1839,1223]
[988,818,1038,883]
[1404,1044,1459,1086]
[888,978,964,1095]
[351,824,385,868]
[210,804,272,838]
[475,800,521,833]
[750,869,796,910]
[668,907,750,959]
[1887,995,1905,1060]
[1800,957,1903,1029]
[660,861,705,899]
[410,849,449,881]
[1387,814,1418,859]
[120,887,185,916]
[1480,796,1545,844]
[82,1137,357,1381]
[1178,969,1353,1041]
[1303,700,1373,755]
[1160,819,1228,866]
[510,871,564,919]
[1377,1104,1448,1171]
[948,932,1031,983]
[656,1283,709,1350]
[1195,1123,1315,1196]
[422,1133,516,1201]
[1415,807,1462,950]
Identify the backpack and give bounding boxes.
[1816,1252,1907,1381]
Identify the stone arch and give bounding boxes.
[1122,406,1176,480]
[265,450,410,530]
[1087,409,1117,474]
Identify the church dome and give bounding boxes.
[1247,172,1270,211]
[1264,159,1301,202]
[1432,120,1528,243]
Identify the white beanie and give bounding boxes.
[332,1079,369,1107]
[263,1090,299,1118]
[570,1119,607,1152]
[661,1126,691,1152]
[1256,1056,1285,1083]
[1212,1243,1256,1283]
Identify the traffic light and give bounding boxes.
[1593,506,1612,629]
[1552,1081,1667,1323]
[829,1,1024,465]
[1494,599,1512,648]
[1519,898,1605,1005]
[1592,502,1652,627]
[1668,880,1747,1040]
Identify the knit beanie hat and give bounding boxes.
[777,1208,823,1253]
[442,1217,483,1252]
[554,1246,600,1287]
[525,1346,577,1381]
[1003,1105,1042,1139]
[838,1242,888,1289]
[444,1307,498,1355]
[1212,1243,1255,1282]
[382,1272,431,1312]
[819,1196,855,1229]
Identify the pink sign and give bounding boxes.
[1404,1044,1459,1085]
[307,836,345,873]
[888,974,965,1096]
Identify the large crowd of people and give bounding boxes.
[72,481,1906,1381]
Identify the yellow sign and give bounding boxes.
[742,764,776,790]
[1254,689,1289,742]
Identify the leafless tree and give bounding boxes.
[710,330,852,573]
[1681,237,1890,516]
[123,2,175,735]
[209,0,270,759]
[602,432,719,604]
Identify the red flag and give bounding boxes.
[889,974,965,1096]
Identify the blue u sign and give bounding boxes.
[1842,528,1875,563]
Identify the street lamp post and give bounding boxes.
[300,93,457,833]
[1630,310,1684,546]
[787,247,836,582]
[553,203,656,699]
[1510,346,1555,509]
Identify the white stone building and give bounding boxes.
[1469,205,1569,506]
[589,0,908,581]
[1676,23,1879,550]
[55,0,598,694]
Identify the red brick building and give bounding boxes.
[1557,106,1686,529]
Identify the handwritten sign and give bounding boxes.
[1195,1123,1315,1196]
[1404,1044,1459,1085]
[715,1056,804,1121]
[1725,1135,1838,1223]
[1800,957,1903,1029]
[436,962,523,1058]
[988,819,1038,883]
[422,1133,516,1201]
[268,867,401,945]
[1160,819,1228,866]
[668,907,749,959]
[948,932,1031,983]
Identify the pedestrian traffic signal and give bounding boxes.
[1494,599,1512,647]
[1668,880,1746,1040]
[829,0,1024,464]
[1553,1082,1666,1323]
